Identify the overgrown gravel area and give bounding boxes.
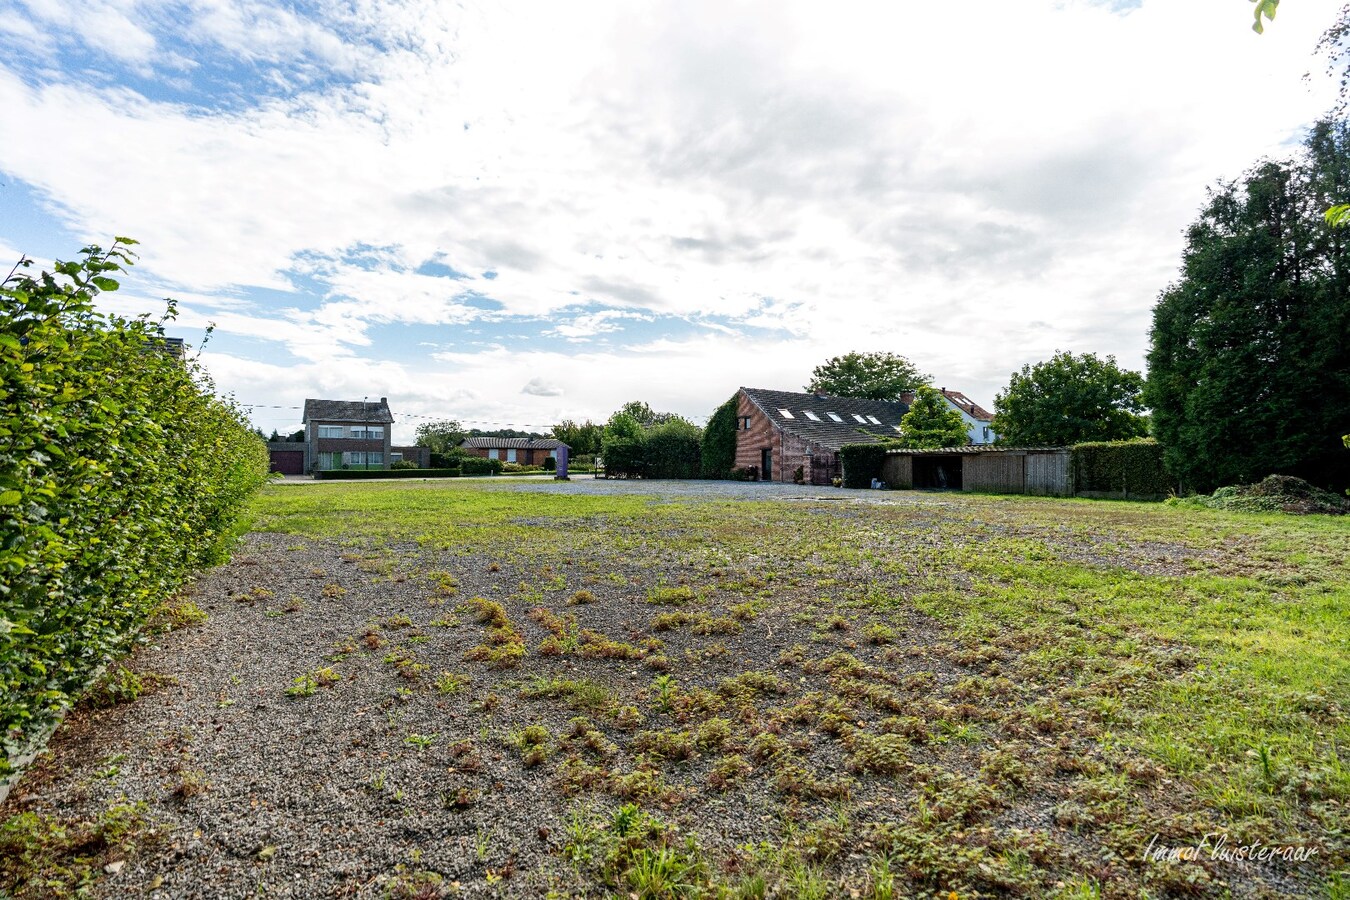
[2,482,1343,899]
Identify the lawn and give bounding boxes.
[2,480,1346,899]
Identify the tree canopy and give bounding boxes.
[991,352,1148,447]
[413,419,465,454]
[551,419,603,455]
[805,352,930,401]
[1146,119,1350,492]
[898,386,969,448]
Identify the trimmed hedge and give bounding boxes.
[1,242,270,778]
[601,420,704,479]
[700,395,739,479]
[1071,439,1171,498]
[840,443,892,488]
[317,467,462,480]
[459,457,504,475]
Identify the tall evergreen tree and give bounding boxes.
[1146,120,1350,492]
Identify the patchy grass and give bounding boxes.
[8,479,1344,898]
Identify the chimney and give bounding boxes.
[380,397,388,405]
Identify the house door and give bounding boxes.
[761,448,772,481]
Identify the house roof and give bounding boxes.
[938,389,994,422]
[460,437,570,450]
[302,398,395,424]
[740,387,910,452]
[898,388,995,422]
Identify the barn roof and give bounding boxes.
[740,387,910,453]
[302,398,395,424]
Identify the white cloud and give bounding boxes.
[521,377,563,397]
[0,0,1344,422]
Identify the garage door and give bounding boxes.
[269,450,304,475]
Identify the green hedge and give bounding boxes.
[601,420,704,479]
[1,242,269,778]
[459,457,504,475]
[700,395,739,479]
[1071,439,1171,498]
[840,443,892,488]
[316,467,462,480]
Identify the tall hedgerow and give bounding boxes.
[0,240,269,777]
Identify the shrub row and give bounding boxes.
[0,242,270,778]
[699,395,739,479]
[603,419,703,479]
[1071,439,1171,498]
[316,467,463,480]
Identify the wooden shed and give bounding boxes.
[881,447,1072,497]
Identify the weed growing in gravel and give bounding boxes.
[434,672,470,695]
[321,583,346,598]
[647,584,698,605]
[157,599,209,630]
[405,733,436,751]
[0,801,158,898]
[85,666,173,708]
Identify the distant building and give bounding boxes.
[901,388,997,445]
[301,397,395,472]
[459,436,569,466]
[733,387,910,484]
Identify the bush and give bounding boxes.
[390,459,418,470]
[839,443,892,488]
[700,395,739,479]
[602,438,647,478]
[459,457,504,475]
[730,466,758,481]
[543,456,556,471]
[1071,440,1171,499]
[0,241,269,778]
[316,468,461,480]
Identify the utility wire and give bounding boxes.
[239,402,708,430]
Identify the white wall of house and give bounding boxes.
[943,398,997,444]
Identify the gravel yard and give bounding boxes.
[2,480,1345,898]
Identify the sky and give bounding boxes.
[0,0,1342,442]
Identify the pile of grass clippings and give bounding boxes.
[1172,474,1350,515]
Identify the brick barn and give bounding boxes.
[734,387,910,485]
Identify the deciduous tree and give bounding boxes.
[805,352,930,401]
[898,386,969,448]
[992,352,1147,447]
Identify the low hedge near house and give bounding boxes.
[1071,439,1172,500]
[316,467,462,480]
[0,241,270,779]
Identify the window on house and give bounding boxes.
[506,449,518,462]
[342,451,383,469]
[351,426,384,439]
[852,414,868,424]
[827,413,843,423]
[319,451,343,470]
[317,425,344,438]
[892,425,904,433]
[391,452,403,462]
[549,450,558,458]
[804,411,821,421]
[740,416,751,430]
[866,415,881,425]
[487,449,499,460]
[777,409,794,419]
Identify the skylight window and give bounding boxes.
[804,411,821,421]
[827,412,843,423]
[893,425,904,433]
[778,409,795,419]
[852,414,868,424]
[866,415,882,425]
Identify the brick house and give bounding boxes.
[458,437,569,466]
[735,387,910,484]
[302,398,395,472]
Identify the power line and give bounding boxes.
[239,402,709,431]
